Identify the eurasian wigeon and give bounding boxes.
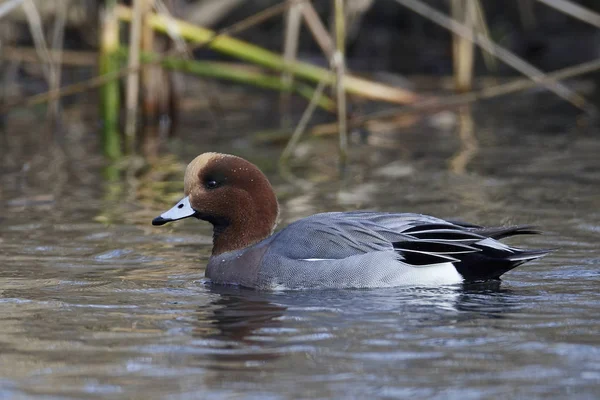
[152,152,549,290]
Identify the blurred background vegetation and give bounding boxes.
[1,0,600,182]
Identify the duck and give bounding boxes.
[152,152,549,290]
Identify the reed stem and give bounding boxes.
[99,0,122,160]
[280,79,328,164]
[333,0,348,164]
[280,2,303,128]
[124,0,144,154]
[141,0,159,149]
[451,0,474,92]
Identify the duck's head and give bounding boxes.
[152,153,279,255]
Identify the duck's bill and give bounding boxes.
[152,196,196,226]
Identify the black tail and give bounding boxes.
[452,246,551,281]
[401,223,552,281]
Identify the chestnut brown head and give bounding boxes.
[152,153,279,255]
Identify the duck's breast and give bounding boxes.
[205,240,270,288]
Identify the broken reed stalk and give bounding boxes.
[99,0,122,160]
[280,78,328,164]
[48,0,66,120]
[116,5,418,105]
[392,0,593,113]
[333,0,348,164]
[124,0,144,153]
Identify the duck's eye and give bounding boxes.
[205,180,219,189]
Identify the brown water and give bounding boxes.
[1,98,599,399]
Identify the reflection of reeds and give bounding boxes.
[449,105,478,174]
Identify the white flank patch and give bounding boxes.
[397,262,463,286]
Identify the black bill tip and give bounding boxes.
[152,216,171,226]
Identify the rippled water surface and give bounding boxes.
[1,100,599,399]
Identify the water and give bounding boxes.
[1,98,599,399]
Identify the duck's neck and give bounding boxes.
[210,214,276,256]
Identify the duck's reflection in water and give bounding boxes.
[190,286,288,369]
[202,287,287,342]
[189,281,523,375]
[456,280,523,316]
